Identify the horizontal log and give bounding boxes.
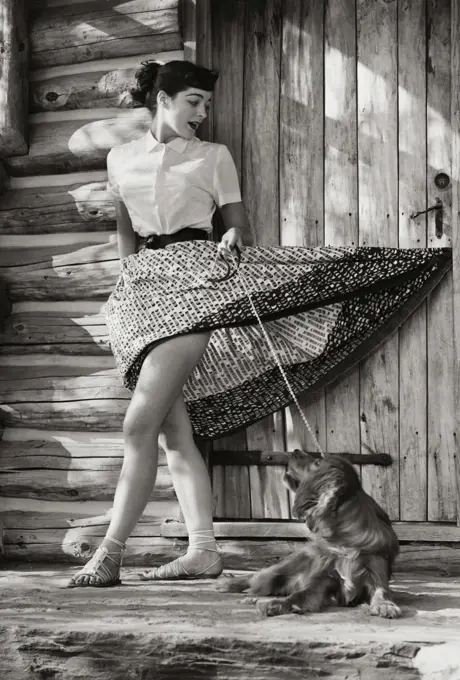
[1,512,171,547]
[0,399,128,430]
[2,370,125,401]
[0,440,168,467]
[0,354,116,377]
[0,467,174,501]
[30,1,181,69]
[0,181,115,235]
[0,0,28,156]
[0,310,111,355]
[161,520,460,543]
[30,50,183,112]
[1,240,119,300]
[0,496,179,519]
[3,536,297,567]
[2,535,460,574]
[0,235,112,268]
[4,108,152,177]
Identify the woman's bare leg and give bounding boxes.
[68,332,211,586]
[140,394,222,578]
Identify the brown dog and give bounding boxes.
[216,450,401,618]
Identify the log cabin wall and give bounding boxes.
[0,0,187,565]
[0,0,459,572]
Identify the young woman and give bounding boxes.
[68,60,450,587]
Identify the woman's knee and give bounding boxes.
[159,418,194,456]
[123,394,160,443]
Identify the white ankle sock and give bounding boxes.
[188,529,218,553]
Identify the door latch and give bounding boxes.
[410,197,443,238]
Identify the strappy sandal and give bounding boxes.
[66,536,125,588]
[138,532,223,581]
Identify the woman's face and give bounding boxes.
[157,87,212,139]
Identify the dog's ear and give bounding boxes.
[292,457,360,526]
[283,471,300,492]
[292,477,341,522]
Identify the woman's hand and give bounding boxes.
[217,227,244,261]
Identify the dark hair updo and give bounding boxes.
[131,59,219,109]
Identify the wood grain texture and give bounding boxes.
[452,0,460,527]
[281,1,327,476]
[0,369,130,430]
[357,0,400,519]
[29,1,181,69]
[0,310,110,355]
[0,439,167,468]
[211,0,245,182]
[0,0,28,157]
[280,0,323,248]
[242,0,285,485]
[0,181,115,235]
[4,108,151,177]
[242,0,281,248]
[427,0,456,521]
[324,0,360,475]
[1,534,460,573]
[398,0,428,520]
[1,240,119,301]
[357,0,398,248]
[0,467,173,501]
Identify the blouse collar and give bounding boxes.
[145,129,190,154]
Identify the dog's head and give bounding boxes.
[284,450,361,524]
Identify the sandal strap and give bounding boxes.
[70,543,123,584]
[105,535,126,551]
[188,529,221,554]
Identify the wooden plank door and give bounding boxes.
[209,0,458,529]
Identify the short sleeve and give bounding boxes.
[106,149,122,202]
[213,145,242,207]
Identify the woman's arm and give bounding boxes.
[116,200,137,263]
[219,201,254,252]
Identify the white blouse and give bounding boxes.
[106,130,242,236]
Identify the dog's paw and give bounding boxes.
[242,596,259,605]
[257,598,291,617]
[215,574,247,593]
[370,600,402,619]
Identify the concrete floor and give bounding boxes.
[1,565,460,679]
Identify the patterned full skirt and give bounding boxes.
[104,241,451,439]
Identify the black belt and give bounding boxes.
[138,227,208,251]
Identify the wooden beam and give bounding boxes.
[2,534,459,573]
[0,0,28,157]
[452,0,460,527]
[160,520,460,543]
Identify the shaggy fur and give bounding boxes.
[216,450,401,618]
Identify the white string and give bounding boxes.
[225,250,326,458]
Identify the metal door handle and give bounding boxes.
[410,198,443,238]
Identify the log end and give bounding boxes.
[0,129,28,158]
